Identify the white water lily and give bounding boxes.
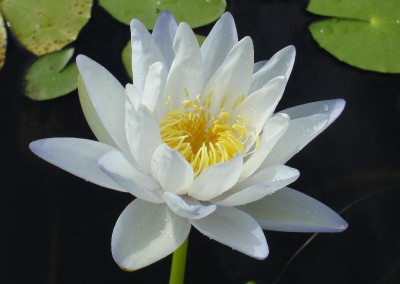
[30,12,347,271]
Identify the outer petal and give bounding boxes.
[98,150,163,203]
[260,113,330,168]
[78,76,116,147]
[202,37,254,114]
[188,154,243,201]
[76,55,129,153]
[253,60,268,73]
[130,19,164,94]
[163,192,216,220]
[213,165,299,206]
[112,200,191,271]
[151,144,194,195]
[250,45,296,93]
[236,76,287,151]
[240,113,290,180]
[201,12,238,84]
[141,62,167,122]
[163,23,203,111]
[152,11,177,70]
[239,187,348,232]
[125,99,161,173]
[190,206,268,259]
[29,138,124,192]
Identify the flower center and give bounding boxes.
[160,94,249,176]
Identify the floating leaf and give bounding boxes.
[1,0,92,55]
[0,12,6,69]
[25,48,79,100]
[307,0,400,73]
[121,34,207,79]
[99,0,226,29]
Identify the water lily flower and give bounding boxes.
[30,11,347,271]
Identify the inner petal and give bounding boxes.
[160,94,250,176]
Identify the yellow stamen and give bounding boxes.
[159,94,250,176]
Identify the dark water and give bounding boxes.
[1,0,400,283]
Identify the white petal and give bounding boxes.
[253,60,268,73]
[203,37,254,114]
[125,100,161,173]
[188,154,243,201]
[130,19,164,94]
[240,113,290,180]
[112,200,191,271]
[163,192,216,220]
[201,12,238,84]
[98,150,163,203]
[261,114,330,168]
[213,165,299,206]
[237,76,287,151]
[141,62,167,122]
[190,206,268,259]
[151,144,194,194]
[76,55,129,152]
[163,23,203,111]
[152,11,177,70]
[29,138,124,192]
[125,83,140,109]
[78,76,116,147]
[239,187,348,232]
[250,45,296,93]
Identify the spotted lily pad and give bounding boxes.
[121,34,207,79]
[25,48,79,100]
[99,0,226,29]
[307,0,400,73]
[0,12,6,69]
[1,0,92,56]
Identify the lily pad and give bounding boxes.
[1,0,92,56]
[0,12,6,69]
[99,0,226,29]
[307,0,400,73]
[121,34,207,79]
[25,48,79,100]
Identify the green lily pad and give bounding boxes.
[1,0,92,56]
[121,34,207,79]
[0,12,6,69]
[25,48,79,100]
[99,0,226,29]
[307,0,400,73]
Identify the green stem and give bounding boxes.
[169,238,189,284]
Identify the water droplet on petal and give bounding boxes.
[323,104,329,111]
[161,230,165,234]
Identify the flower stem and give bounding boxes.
[169,238,188,284]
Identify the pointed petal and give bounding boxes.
[203,37,254,114]
[163,192,216,220]
[125,83,140,109]
[98,150,163,203]
[213,165,299,206]
[125,99,161,173]
[261,113,330,168]
[240,113,290,180]
[201,12,238,84]
[163,23,203,110]
[76,55,129,152]
[239,187,348,232]
[237,76,287,151]
[151,144,194,194]
[112,200,191,271]
[141,62,167,122]
[152,11,177,70]
[250,45,296,93]
[190,206,268,259]
[130,19,164,94]
[188,154,243,201]
[78,76,116,147]
[253,60,268,73]
[29,138,124,192]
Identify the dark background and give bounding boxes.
[1,0,400,283]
